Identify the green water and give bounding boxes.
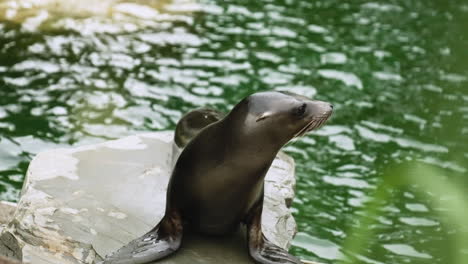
[0,1,467,263]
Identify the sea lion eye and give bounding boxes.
[256,111,272,122]
[294,103,307,117]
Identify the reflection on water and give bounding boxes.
[1,0,467,263]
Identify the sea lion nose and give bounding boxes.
[330,104,333,109]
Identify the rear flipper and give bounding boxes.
[102,210,183,264]
[246,201,302,264]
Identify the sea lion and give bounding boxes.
[102,91,333,264]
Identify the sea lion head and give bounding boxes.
[234,91,333,148]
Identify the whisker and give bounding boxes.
[294,119,315,138]
[319,115,330,128]
[315,117,326,129]
[301,120,316,136]
[294,113,331,139]
[295,118,317,138]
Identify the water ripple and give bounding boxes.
[383,244,432,259]
[318,69,363,90]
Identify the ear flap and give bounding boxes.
[256,112,272,122]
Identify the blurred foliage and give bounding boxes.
[340,161,468,264]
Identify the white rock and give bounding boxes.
[0,201,16,224]
[0,131,298,263]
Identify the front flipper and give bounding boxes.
[246,201,302,264]
[102,209,183,264]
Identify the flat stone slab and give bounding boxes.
[0,131,298,263]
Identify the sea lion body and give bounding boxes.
[171,121,266,234]
[103,91,333,264]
